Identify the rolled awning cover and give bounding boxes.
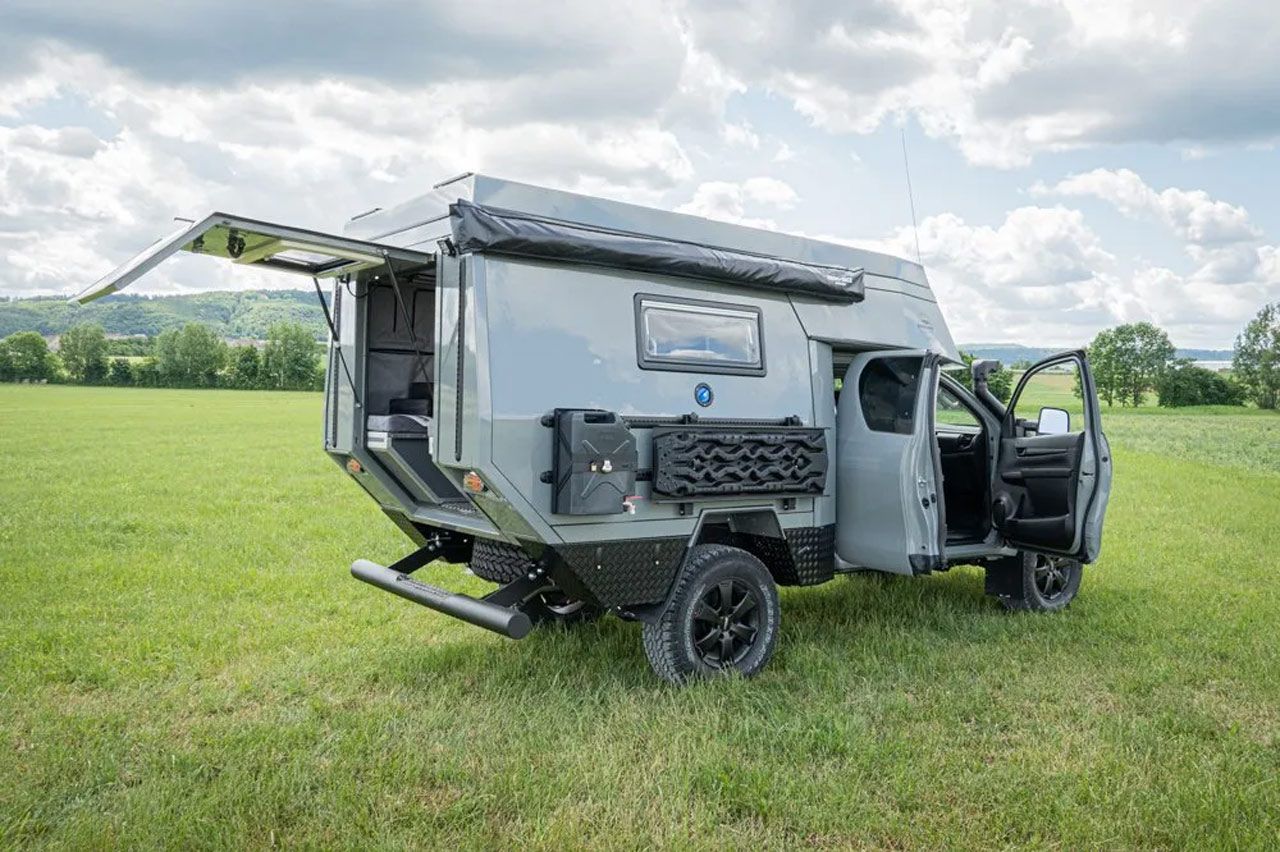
[449,200,864,303]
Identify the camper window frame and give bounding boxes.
[633,293,766,376]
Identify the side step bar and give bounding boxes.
[351,559,533,639]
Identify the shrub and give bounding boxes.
[1,332,56,382]
[108,358,135,386]
[1156,361,1244,407]
[227,345,262,389]
[132,357,161,388]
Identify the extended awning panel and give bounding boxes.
[449,200,865,304]
[70,212,434,305]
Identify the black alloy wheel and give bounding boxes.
[1032,555,1074,603]
[692,578,762,668]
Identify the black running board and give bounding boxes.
[351,559,533,639]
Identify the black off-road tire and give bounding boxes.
[468,538,532,585]
[985,551,1082,612]
[642,544,781,684]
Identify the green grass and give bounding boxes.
[3,385,1280,848]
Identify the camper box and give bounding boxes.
[75,173,1112,683]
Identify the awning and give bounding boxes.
[449,200,864,303]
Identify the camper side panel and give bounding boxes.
[478,257,821,543]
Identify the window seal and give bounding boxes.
[633,292,767,377]
[858,355,922,435]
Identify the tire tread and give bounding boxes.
[642,544,778,684]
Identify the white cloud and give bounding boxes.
[679,0,1280,167]
[677,177,800,228]
[914,206,1113,291]
[898,171,1280,346]
[0,43,701,297]
[869,205,1119,344]
[9,125,104,158]
[1041,168,1260,246]
[1038,168,1275,289]
[722,122,760,149]
[741,176,798,209]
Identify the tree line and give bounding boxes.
[7,303,1280,408]
[1077,302,1280,409]
[0,321,324,391]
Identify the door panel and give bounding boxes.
[992,351,1111,560]
[935,381,987,538]
[994,431,1084,550]
[835,351,943,574]
[937,427,984,538]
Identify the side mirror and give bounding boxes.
[1037,406,1070,435]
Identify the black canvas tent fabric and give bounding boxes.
[448,200,864,303]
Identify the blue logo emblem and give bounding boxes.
[694,383,714,407]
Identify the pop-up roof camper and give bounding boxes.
[76,173,1111,683]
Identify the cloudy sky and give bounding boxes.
[2,0,1278,348]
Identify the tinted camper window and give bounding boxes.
[636,296,764,375]
[859,357,921,434]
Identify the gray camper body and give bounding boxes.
[75,173,1112,682]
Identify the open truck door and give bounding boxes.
[835,351,945,575]
[70,212,432,305]
[990,350,1112,563]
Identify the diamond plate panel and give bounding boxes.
[548,537,687,607]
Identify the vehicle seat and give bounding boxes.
[366,413,431,434]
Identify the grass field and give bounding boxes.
[3,385,1279,848]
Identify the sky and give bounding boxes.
[1,0,1278,349]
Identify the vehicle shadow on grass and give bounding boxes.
[374,565,1102,697]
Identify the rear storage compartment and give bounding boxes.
[359,265,464,504]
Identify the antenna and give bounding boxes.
[900,127,922,266]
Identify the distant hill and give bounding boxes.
[960,342,1234,364]
[0,290,327,340]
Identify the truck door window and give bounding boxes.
[859,357,921,434]
[1011,361,1084,433]
[636,295,764,375]
[936,385,981,428]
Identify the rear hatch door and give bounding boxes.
[70,212,432,304]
